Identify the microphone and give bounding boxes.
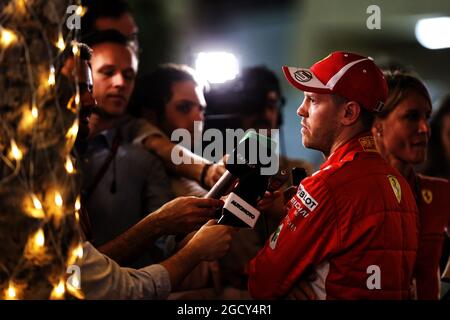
[205,131,275,199]
[218,171,269,228]
[211,132,277,228]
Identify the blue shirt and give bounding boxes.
[81,117,173,267]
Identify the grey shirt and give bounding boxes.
[80,242,171,300]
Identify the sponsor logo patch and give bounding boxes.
[294,70,313,82]
[421,189,433,204]
[296,184,319,211]
[388,175,402,203]
[269,224,283,250]
[358,136,378,152]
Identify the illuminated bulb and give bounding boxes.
[68,243,84,265]
[74,91,80,106]
[47,66,56,87]
[4,282,18,300]
[65,156,74,174]
[32,194,42,210]
[34,228,45,247]
[50,280,65,300]
[72,43,79,56]
[74,196,81,211]
[31,104,38,118]
[0,27,17,47]
[66,119,79,140]
[9,139,23,161]
[76,244,83,259]
[54,192,63,207]
[76,5,86,17]
[28,194,45,219]
[56,32,65,51]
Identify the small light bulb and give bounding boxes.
[66,119,79,140]
[0,27,17,47]
[48,66,56,86]
[5,282,17,300]
[72,43,79,56]
[65,156,74,174]
[74,92,80,106]
[31,194,42,210]
[50,280,65,300]
[76,5,86,17]
[34,228,45,247]
[9,139,23,161]
[56,33,65,51]
[31,104,38,118]
[75,196,81,211]
[54,192,63,207]
[76,244,83,259]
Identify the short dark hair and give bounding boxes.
[129,63,199,121]
[81,0,131,38]
[82,29,130,49]
[331,94,374,130]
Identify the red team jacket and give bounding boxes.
[248,133,419,299]
[409,173,450,300]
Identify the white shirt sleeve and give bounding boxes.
[79,242,171,300]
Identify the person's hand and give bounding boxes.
[186,219,237,261]
[286,274,318,300]
[204,163,226,188]
[257,190,282,211]
[154,197,223,234]
[282,186,298,204]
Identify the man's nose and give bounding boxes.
[112,73,126,88]
[297,101,308,118]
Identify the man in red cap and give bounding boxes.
[248,51,419,299]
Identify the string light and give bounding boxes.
[75,5,86,17]
[0,27,17,47]
[74,196,81,211]
[9,139,23,161]
[74,196,81,222]
[31,103,38,118]
[2,0,84,300]
[74,91,80,106]
[72,42,79,56]
[54,191,63,207]
[27,193,45,219]
[49,280,65,300]
[34,228,45,247]
[67,243,83,265]
[4,282,18,300]
[56,32,65,51]
[65,119,79,151]
[47,65,56,87]
[65,156,75,174]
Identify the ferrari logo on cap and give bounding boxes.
[388,175,402,204]
[421,189,433,204]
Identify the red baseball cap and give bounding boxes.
[282,51,388,112]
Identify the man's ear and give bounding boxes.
[340,101,361,126]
